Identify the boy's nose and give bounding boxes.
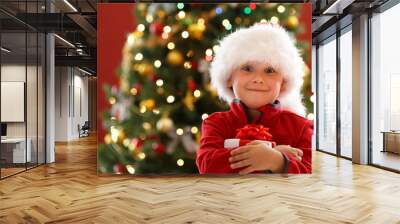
[252,73,264,84]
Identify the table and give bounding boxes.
[381,131,400,154]
[1,138,32,163]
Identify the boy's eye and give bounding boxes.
[265,66,276,74]
[241,65,252,72]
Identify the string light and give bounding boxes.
[130,87,138,96]
[135,53,143,61]
[110,126,120,143]
[222,19,230,27]
[109,97,116,105]
[212,45,220,53]
[193,89,201,98]
[123,138,130,147]
[277,5,286,13]
[184,61,192,69]
[161,32,169,39]
[202,113,208,120]
[177,3,184,10]
[137,24,145,32]
[163,25,171,33]
[152,109,160,114]
[167,42,175,50]
[127,33,135,46]
[249,3,257,10]
[310,94,315,103]
[126,165,136,174]
[191,126,198,134]
[177,159,184,166]
[176,128,184,135]
[215,7,223,14]
[205,48,213,56]
[146,15,153,23]
[156,79,164,87]
[154,60,162,68]
[137,152,146,160]
[142,122,151,130]
[178,11,185,19]
[140,106,146,113]
[271,16,279,24]
[197,18,205,25]
[167,95,175,103]
[307,113,315,120]
[243,7,251,15]
[181,31,189,39]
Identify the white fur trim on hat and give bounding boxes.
[209,23,306,116]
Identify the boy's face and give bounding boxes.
[228,61,286,109]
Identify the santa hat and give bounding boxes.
[209,23,306,116]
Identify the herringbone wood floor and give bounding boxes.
[1,134,400,224]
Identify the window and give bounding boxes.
[371,2,400,171]
[317,35,337,154]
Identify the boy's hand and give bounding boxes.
[274,145,303,162]
[229,140,284,174]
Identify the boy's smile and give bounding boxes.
[228,61,286,110]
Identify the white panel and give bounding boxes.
[1,82,25,122]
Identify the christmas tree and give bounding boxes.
[98,3,312,174]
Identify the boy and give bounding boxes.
[196,23,313,174]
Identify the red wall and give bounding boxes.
[97,3,311,143]
[97,3,136,143]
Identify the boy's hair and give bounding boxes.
[209,23,306,116]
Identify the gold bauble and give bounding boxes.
[167,50,184,66]
[140,99,156,110]
[156,117,174,132]
[183,91,195,111]
[104,134,112,144]
[157,9,166,19]
[287,16,299,29]
[188,24,205,40]
[135,63,153,76]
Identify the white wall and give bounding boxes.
[54,67,89,141]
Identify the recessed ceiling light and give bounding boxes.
[63,0,78,12]
[1,47,11,53]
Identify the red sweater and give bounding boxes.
[196,100,313,174]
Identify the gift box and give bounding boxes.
[224,124,276,149]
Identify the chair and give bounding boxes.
[78,121,90,138]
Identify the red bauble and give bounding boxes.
[131,138,143,150]
[152,142,165,154]
[187,79,197,91]
[133,83,142,95]
[150,73,158,82]
[150,22,164,36]
[113,164,125,174]
[191,60,198,71]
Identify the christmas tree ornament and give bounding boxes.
[157,9,167,19]
[167,50,184,66]
[113,164,126,174]
[152,142,166,154]
[287,15,299,29]
[150,21,164,36]
[140,99,156,110]
[183,91,195,111]
[188,23,205,40]
[187,79,197,91]
[156,117,174,132]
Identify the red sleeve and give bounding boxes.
[196,117,239,174]
[283,120,313,174]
